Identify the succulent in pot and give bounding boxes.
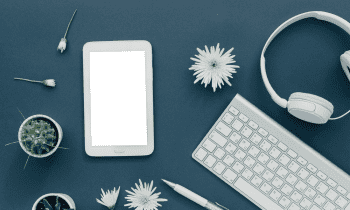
[18,114,63,158]
[32,193,75,210]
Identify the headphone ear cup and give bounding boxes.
[340,50,350,82]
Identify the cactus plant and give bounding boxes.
[20,118,58,156]
[37,196,74,210]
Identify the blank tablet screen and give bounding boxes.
[90,51,147,146]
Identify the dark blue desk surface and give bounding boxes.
[2,0,350,209]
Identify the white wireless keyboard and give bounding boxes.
[192,93,350,210]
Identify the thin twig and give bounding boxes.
[23,155,30,170]
[14,78,42,83]
[64,9,77,39]
[17,107,26,120]
[5,139,31,146]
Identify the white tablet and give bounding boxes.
[83,41,154,156]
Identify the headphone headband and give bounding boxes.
[261,11,350,108]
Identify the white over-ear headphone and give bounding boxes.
[261,11,350,124]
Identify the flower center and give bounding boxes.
[140,196,150,205]
[210,60,219,69]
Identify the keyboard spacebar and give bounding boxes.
[234,178,283,210]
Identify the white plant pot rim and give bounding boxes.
[32,193,75,210]
[18,114,63,158]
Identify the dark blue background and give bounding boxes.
[2,0,350,209]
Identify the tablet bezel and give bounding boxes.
[83,40,154,156]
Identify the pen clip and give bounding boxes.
[215,202,229,210]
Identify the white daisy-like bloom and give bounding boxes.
[125,179,167,210]
[57,38,67,53]
[189,43,240,92]
[96,187,120,210]
[42,79,56,87]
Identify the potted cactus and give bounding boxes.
[18,114,63,158]
[32,193,75,210]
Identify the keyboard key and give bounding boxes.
[272,177,283,188]
[288,203,301,210]
[314,195,326,206]
[281,184,293,195]
[216,122,232,136]
[234,178,283,210]
[307,164,317,173]
[229,106,239,115]
[270,189,282,201]
[258,152,269,164]
[241,126,253,138]
[232,162,244,173]
[327,179,337,188]
[297,168,310,180]
[306,175,319,187]
[204,155,216,167]
[239,113,249,122]
[286,174,298,185]
[213,162,226,174]
[239,139,251,150]
[229,132,241,143]
[316,182,329,194]
[304,187,316,199]
[232,119,244,131]
[248,146,260,157]
[242,169,254,180]
[251,175,263,187]
[337,186,347,195]
[291,191,303,202]
[287,149,297,158]
[222,113,234,124]
[267,160,279,171]
[295,181,307,192]
[335,196,347,208]
[269,147,281,159]
[209,131,227,147]
[276,166,288,178]
[223,169,237,183]
[253,163,265,174]
[279,196,291,208]
[203,139,216,152]
[260,182,273,194]
[214,148,225,159]
[310,205,320,210]
[260,140,272,152]
[300,198,312,209]
[278,154,291,166]
[225,143,237,154]
[244,156,256,168]
[326,189,338,201]
[223,155,234,166]
[195,148,207,160]
[258,128,268,137]
[277,142,288,151]
[288,161,300,173]
[234,149,246,161]
[251,133,263,145]
[317,171,327,180]
[297,157,307,166]
[268,135,278,144]
[248,121,258,130]
[262,169,274,181]
[323,201,335,210]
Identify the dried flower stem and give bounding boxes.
[24,155,30,170]
[17,107,25,120]
[14,78,42,84]
[64,9,77,39]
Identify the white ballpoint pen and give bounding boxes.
[162,179,228,210]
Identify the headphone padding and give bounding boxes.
[340,50,350,82]
[289,92,334,112]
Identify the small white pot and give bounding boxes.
[18,114,63,158]
[32,193,75,210]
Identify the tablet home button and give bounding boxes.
[114,149,125,153]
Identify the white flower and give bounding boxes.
[43,79,56,87]
[96,187,120,210]
[189,43,240,92]
[125,179,167,210]
[57,38,67,53]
